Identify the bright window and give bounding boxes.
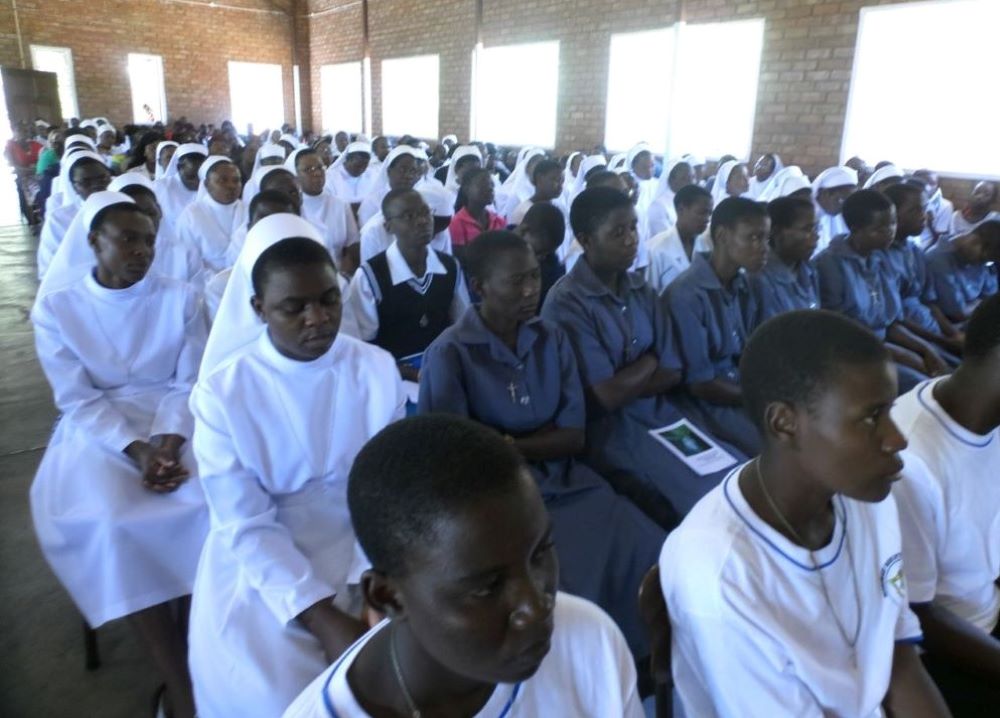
[667,19,764,160]
[472,41,560,148]
[320,61,363,134]
[29,45,78,120]
[381,54,439,139]
[843,0,1000,177]
[605,29,675,153]
[227,61,284,135]
[127,53,167,123]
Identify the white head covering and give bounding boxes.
[562,151,582,190]
[500,147,539,190]
[154,141,179,181]
[626,143,653,173]
[284,147,309,174]
[161,143,208,180]
[279,133,301,150]
[570,154,608,199]
[811,166,859,198]
[501,147,545,199]
[651,157,693,206]
[197,156,238,201]
[58,151,107,209]
[758,166,809,201]
[440,134,458,146]
[749,153,785,199]
[369,145,428,197]
[65,134,97,151]
[863,163,903,190]
[109,172,156,194]
[36,191,137,301]
[608,153,628,172]
[200,213,325,376]
[443,145,483,192]
[710,160,741,207]
[329,141,372,172]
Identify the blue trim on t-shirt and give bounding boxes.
[916,381,995,449]
[723,473,847,572]
[895,635,924,645]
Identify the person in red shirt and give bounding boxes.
[5,121,43,224]
[449,167,506,264]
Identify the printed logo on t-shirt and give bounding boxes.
[880,553,906,599]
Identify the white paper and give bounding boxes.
[649,418,737,476]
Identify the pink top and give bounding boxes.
[449,207,507,247]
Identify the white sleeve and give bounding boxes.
[449,265,471,322]
[190,382,337,626]
[892,452,943,605]
[151,289,208,439]
[37,212,64,280]
[645,247,667,295]
[33,296,146,452]
[343,266,380,341]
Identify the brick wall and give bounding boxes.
[0,0,299,130]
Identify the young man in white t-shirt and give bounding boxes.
[892,294,1000,714]
[282,414,643,718]
[659,309,950,717]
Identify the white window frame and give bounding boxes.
[126,53,168,124]
[380,54,440,140]
[29,44,79,120]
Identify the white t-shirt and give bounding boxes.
[644,227,712,295]
[660,467,922,718]
[891,378,1000,633]
[281,592,643,718]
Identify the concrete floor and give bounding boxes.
[0,179,154,716]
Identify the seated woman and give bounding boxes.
[31,197,208,718]
[816,190,949,393]
[811,166,858,255]
[418,231,665,659]
[153,143,208,235]
[747,152,783,200]
[448,167,506,264]
[289,148,361,273]
[441,144,483,209]
[750,195,820,324]
[925,219,1000,325]
[666,197,768,456]
[282,414,644,718]
[359,183,454,263]
[37,151,111,278]
[497,148,545,221]
[660,310,949,717]
[891,295,1000,715]
[326,141,376,208]
[541,187,743,528]
[645,184,713,294]
[188,215,406,718]
[517,202,566,308]
[345,188,470,385]
[949,181,998,235]
[508,159,567,226]
[645,158,695,239]
[357,145,426,226]
[175,155,247,275]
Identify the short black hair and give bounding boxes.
[463,230,531,282]
[964,294,1000,361]
[883,181,924,209]
[674,184,711,212]
[259,167,296,192]
[382,187,421,216]
[585,170,621,190]
[521,202,565,250]
[118,184,157,205]
[89,203,146,233]
[710,196,768,240]
[249,189,296,223]
[292,147,318,170]
[570,186,632,238]
[250,236,336,297]
[740,310,889,432]
[532,159,562,184]
[767,196,814,231]
[842,189,892,231]
[348,414,527,575]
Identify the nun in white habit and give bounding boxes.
[747,152,784,199]
[626,142,658,211]
[187,214,404,718]
[46,136,98,211]
[497,147,545,221]
[176,155,248,275]
[812,165,859,254]
[441,144,483,209]
[30,190,208,714]
[325,141,377,204]
[709,159,750,207]
[862,163,904,190]
[757,166,811,202]
[568,154,608,203]
[356,145,428,226]
[154,142,209,235]
[645,158,695,239]
[242,144,288,203]
[37,150,111,279]
[153,141,179,181]
[286,148,360,271]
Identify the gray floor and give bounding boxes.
[0,192,154,716]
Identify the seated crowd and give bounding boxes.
[19,115,1000,717]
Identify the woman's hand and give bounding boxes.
[298,599,368,663]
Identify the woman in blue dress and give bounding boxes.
[418,230,665,660]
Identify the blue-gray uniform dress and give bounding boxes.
[664,252,762,456]
[925,236,999,322]
[540,256,744,522]
[418,308,666,659]
[815,234,926,392]
[882,238,939,334]
[749,247,819,324]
